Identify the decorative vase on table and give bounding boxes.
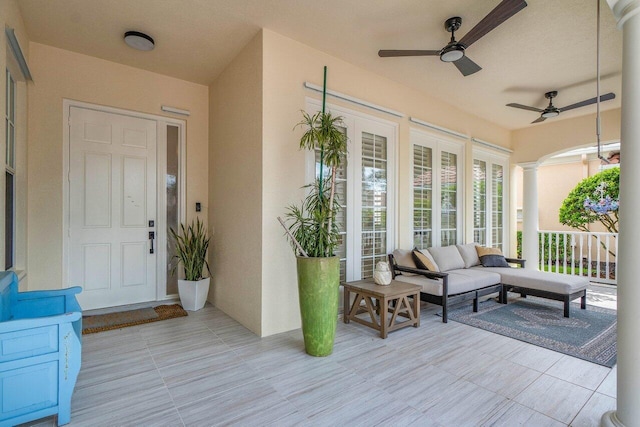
[374,261,392,285]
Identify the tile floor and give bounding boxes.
[22,292,616,427]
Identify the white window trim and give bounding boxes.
[305,97,398,281]
[410,128,465,247]
[473,147,510,251]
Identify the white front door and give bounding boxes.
[69,106,157,310]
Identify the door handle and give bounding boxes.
[149,231,155,254]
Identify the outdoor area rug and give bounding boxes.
[447,297,617,367]
[82,304,188,334]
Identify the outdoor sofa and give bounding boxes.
[388,243,589,323]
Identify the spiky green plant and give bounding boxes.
[169,218,212,281]
[284,110,347,258]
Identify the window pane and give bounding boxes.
[413,144,432,249]
[492,164,504,251]
[441,151,457,246]
[473,159,487,246]
[166,125,180,295]
[361,132,387,279]
[5,171,14,269]
[315,126,348,282]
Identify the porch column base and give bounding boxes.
[602,411,626,427]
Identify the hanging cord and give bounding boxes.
[597,0,609,163]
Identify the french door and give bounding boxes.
[306,99,397,282]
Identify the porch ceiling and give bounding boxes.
[17,0,622,130]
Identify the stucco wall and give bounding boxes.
[511,109,621,163]
[260,29,512,336]
[209,31,263,335]
[26,42,209,290]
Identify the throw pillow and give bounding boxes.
[476,246,510,268]
[412,248,439,272]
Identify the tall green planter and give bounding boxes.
[296,256,339,357]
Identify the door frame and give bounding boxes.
[62,99,186,302]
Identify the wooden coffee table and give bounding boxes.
[343,279,421,338]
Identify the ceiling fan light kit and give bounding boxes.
[378,0,527,76]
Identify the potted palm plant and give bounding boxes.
[170,218,212,311]
[279,106,347,357]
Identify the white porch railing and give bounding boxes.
[538,230,618,285]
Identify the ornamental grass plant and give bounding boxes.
[170,218,212,281]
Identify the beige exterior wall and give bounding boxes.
[1,0,30,288]
[260,30,511,336]
[26,42,209,290]
[209,32,263,335]
[516,157,614,233]
[511,109,621,163]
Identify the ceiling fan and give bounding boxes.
[378,0,527,76]
[507,91,616,124]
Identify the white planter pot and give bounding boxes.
[178,278,210,311]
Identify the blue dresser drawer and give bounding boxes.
[0,326,58,363]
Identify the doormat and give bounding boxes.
[446,297,616,367]
[82,304,188,334]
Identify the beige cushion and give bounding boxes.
[427,246,466,272]
[472,266,589,294]
[412,248,440,272]
[456,243,480,268]
[392,249,418,276]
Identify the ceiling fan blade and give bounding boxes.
[558,92,616,112]
[453,56,482,76]
[459,0,527,48]
[506,103,543,113]
[531,116,546,124]
[378,50,440,57]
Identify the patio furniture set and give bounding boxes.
[344,243,589,338]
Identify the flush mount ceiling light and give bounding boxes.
[124,31,155,51]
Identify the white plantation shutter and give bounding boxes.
[440,151,458,246]
[473,159,487,246]
[412,145,433,248]
[360,132,388,279]
[491,164,504,250]
[472,150,509,251]
[411,130,463,249]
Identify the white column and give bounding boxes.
[520,162,539,270]
[603,1,640,427]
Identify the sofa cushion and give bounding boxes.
[476,246,509,267]
[392,249,418,276]
[412,248,440,272]
[456,243,480,268]
[428,246,466,272]
[394,268,501,296]
[472,266,589,294]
